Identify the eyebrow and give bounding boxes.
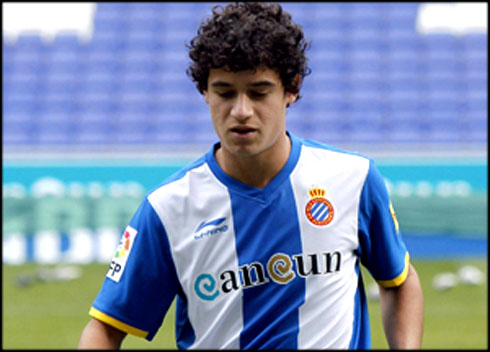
[210,80,276,88]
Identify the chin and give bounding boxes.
[224,144,261,158]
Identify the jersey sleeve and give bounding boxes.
[90,197,181,341]
[357,159,410,288]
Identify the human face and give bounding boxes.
[204,67,297,160]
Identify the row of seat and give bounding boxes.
[4,32,486,51]
[2,3,487,148]
[5,122,486,146]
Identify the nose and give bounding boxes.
[230,93,253,120]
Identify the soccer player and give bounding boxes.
[78,2,423,349]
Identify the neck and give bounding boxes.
[215,132,291,189]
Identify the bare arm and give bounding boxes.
[78,318,127,349]
[378,263,424,349]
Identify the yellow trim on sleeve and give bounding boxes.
[377,252,410,288]
[89,307,148,338]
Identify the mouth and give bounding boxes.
[230,126,257,137]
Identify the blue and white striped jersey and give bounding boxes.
[90,132,409,349]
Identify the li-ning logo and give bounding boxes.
[194,217,228,240]
[305,187,334,226]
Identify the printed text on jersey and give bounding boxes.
[194,250,342,301]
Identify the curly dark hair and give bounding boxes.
[186,2,311,104]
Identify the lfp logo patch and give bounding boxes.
[305,187,334,226]
[107,226,138,282]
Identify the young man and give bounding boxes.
[78,2,423,349]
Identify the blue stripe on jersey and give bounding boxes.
[203,131,304,348]
[349,262,371,349]
[229,181,305,349]
[175,295,196,349]
[357,160,408,282]
[92,198,182,341]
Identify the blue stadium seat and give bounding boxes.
[79,73,118,98]
[95,2,128,13]
[36,121,78,145]
[461,34,487,53]
[384,2,420,17]
[117,99,151,114]
[111,120,153,144]
[382,12,417,30]
[3,90,41,119]
[463,115,487,135]
[3,120,34,144]
[76,93,118,117]
[423,34,459,50]
[42,74,80,98]
[304,115,356,145]
[88,34,126,54]
[36,108,74,123]
[74,122,115,145]
[350,125,389,144]
[278,3,309,22]
[465,95,487,116]
[6,36,49,78]
[2,2,487,148]
[425,92,463,113]
[152,120,196,144]
[384,120,429,144]
[37,95,76,114]
[387,109,421,127]
[385,51,424,76]
[125,2,167,18]
[93,19,125,33]
[349,2,385,18]
[123,38,165,54]
[425,113,468,143]
[188,125,221,145]
[51,34,86,51]
[75,108,113,125]
[463,54,487,77]
[2,38,15,55]
[11,35,45,53]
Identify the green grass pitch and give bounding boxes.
[2,259,487,349]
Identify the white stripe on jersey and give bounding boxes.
[148,162,243,349]
[290,144,370,348]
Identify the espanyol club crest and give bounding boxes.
[305,187,334,226]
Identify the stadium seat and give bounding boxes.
[305,116,355,145]
[75,125,114,145]
[3,120,34,144]
[461,34,487,63]
[153,120,198,144]
[111,121,153,145]
[10,35,45,53]
[36,121,78,145]
[2,3,487,148]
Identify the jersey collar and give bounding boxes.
[205,131,302,201]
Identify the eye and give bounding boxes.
[217,91,235,99]
[249,91,267,99]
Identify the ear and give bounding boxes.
[203,90,209,104]
[285,92,298,107]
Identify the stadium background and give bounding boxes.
[2,2,487,349]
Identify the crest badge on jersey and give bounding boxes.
[107,225,138,282]
[305,187,334,226]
